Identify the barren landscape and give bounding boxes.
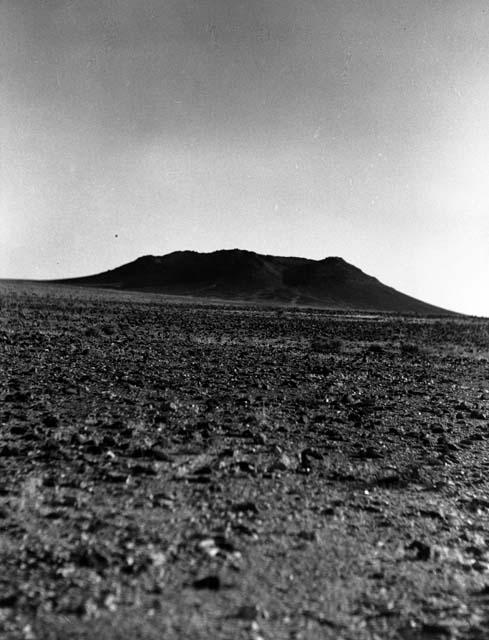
[2,281,489,640]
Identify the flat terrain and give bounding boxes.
[1,281,489,640]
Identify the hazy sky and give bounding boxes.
[2,1,488,315]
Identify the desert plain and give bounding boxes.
[1,281,489,639]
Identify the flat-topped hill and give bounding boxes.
[55,249,452,314]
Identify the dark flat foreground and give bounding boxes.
[1,282,489,640]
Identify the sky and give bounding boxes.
[2,0,489,315]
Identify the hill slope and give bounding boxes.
[56,249,451,313]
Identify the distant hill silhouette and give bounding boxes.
[56,249,452,313]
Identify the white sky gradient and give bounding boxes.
[2,0,489,315]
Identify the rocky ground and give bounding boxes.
[1,281,489,639]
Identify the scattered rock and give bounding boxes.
[235,604,260,620]
[470,409,486,420]
[192,575,221,591]
[269,453,295,472]
[406,540,431,561]
[231,501,259,515]
[0,592,18,608]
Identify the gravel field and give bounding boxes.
[1,281,489,639]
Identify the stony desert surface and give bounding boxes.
[1,281,489,639]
